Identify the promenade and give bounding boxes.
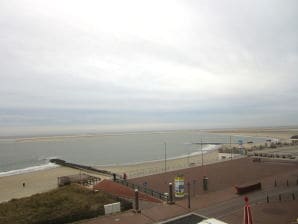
[82,157,298,224]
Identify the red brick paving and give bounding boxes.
[221,200,298,224]
[93,179,162,203]
[129,158,298,194]
[82,158,298,224]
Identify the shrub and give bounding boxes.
[0,184,131,224]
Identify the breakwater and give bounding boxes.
[50,159,113,177]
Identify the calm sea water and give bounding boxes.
[0,131,267,176]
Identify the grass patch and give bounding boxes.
[0,184,132,224]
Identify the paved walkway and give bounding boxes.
[94,179,162,203]
[82,185,298,224]
[81,158,298,224]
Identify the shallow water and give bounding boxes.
[0,130,266,175]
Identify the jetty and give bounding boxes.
[50,158,114,177]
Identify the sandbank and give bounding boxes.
[208,126,298,141]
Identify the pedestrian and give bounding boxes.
[22,182,26,187]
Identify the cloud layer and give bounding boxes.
[0,0,297,135]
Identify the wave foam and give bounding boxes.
[0,163,59,177]
[97,144,221,167]
[170,144,221,160]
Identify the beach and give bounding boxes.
[0,167,83,203]
[0,149,225,203]
[97,148,235,178]
[0,127,296,203]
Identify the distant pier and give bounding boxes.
[50,158,114,177]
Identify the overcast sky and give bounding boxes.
[0,0,297,135]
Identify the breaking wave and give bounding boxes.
[0,163,59,177]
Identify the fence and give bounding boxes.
[114,178,168,201]
[265,190,298,203]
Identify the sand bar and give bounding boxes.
[208,127,298,141]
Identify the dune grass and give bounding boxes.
[0,184,132,224]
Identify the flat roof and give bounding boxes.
[158,213,206,224]
[198,218,228,224]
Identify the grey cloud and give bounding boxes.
[0,0,297,134]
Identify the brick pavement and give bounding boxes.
[94,179,162,203]
[81,158,298,224]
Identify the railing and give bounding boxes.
[114,178,168,201]
[265,190,298,203]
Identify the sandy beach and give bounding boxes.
[0,149,225,203]
[0,127,297,203]
[0,167,84,203]
[97,149,238,179]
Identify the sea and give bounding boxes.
[0,130,268,177]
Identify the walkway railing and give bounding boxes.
[114,178,168,201]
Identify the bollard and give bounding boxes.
[134,189,141,213]
[203,176,208,191]
[267,194,269,203]
[193,180,196,196]
[168,183,175,204]
[293,193,296,200]
[187,182,191,209]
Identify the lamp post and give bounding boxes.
[184,139,204,167]
[230,136,233,160]
[200,137,203,166]
[185,136,242,167]
[164,142,167,172]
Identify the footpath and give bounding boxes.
[82,179,298,224]
[81,158,298,224]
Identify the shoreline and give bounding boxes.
[96,149,237,179]
[0,149,227,203]
[2,127,273,142]
[0,130,270,176]
[0,166,82,203]
[0,145,221,178]
[0,127,297,203]
[0,128,289,178]
[0,163,59,178]
[0,147,220,179]
[4,130,198,142]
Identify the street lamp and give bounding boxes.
[164,142,167,172]
[200,137,203,166]
[184,140,204,167]
[185,136,243,166]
